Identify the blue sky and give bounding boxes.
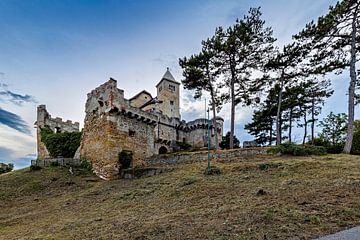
[0,0,354,169]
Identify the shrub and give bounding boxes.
[351,120,360,155]
[176,141,192,151]
[204,166,221,175]
[30,165,42,171]
[268,143,326,156]
[50,161,60,167]
[312,137,344,154]
[80,159,92,171]
[40,126,82,158]
[119,150,133,169]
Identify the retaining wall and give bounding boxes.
[145,147,269,165]
[31,158,81,167]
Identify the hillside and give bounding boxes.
[0,154,359,239]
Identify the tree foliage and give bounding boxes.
[40,127,82,158]
[220,131,240,149]
[318,112,348,145]
[295,0,360,153]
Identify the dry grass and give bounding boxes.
[0,154,359,240]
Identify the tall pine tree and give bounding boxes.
[295,0,360,153]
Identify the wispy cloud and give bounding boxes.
[0,90,37,106]
[0,108,31,135]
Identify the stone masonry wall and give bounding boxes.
[80,79,159,179]
[145,147,269,165]
[36,105,80,160]
[80,113,157,180]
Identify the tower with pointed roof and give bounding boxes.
[155,68,180,119]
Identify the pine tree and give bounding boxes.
[179,37,223,149]
[306,79,334,144]
[217,7,276,148]
[295,0,360,153]
[265,43,307,145]
[319,112,348,145]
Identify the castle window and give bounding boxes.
[170,100,174,105]
[129,130,135,137]
[169,84,175,92]
[159,86,162,92]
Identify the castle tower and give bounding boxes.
[156,68,180,119]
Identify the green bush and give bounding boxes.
[40,126,82,158]
[268,143,326,156]
[119,150,133,169]
[176,141,192,151]
[351,120,360,155]
[50,161,60,167]
[30,165,42,171]
[204,166,221,175]
[80,159,92,171]
[312,137,344,154]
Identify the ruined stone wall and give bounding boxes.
[80,112,156,179]
[36,105,79,160]
[80,79,159,179]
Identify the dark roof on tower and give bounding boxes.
[129,90,153,101]
[156,68,180,87]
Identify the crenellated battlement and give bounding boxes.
[35,105,80,160]
[36,105,79,132]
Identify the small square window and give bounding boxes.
[129,130,135,137]
[169,85,175,91]
[170,100,174,105]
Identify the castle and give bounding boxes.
[36,69,224,179]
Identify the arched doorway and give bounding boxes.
[159,146,168,154]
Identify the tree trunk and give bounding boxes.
[343,11,358,154]
[303,111,307,145]
[229,60,236,149]
[311,98,315,144]
[211,98,218,150]
[289,108,293,143]
[269,119,273,146]
[276,77,284,145]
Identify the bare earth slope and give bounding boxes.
[0,154,359,239]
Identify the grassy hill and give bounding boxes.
[0,154,359,239]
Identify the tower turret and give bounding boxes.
[155,68,180,119]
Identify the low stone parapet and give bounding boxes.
[31,158,81,167]
[145,147,269,165]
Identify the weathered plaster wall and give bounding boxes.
[129,92,152,108]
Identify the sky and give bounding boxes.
[0,0,355,169]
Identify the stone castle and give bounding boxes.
[36,69,224,179]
